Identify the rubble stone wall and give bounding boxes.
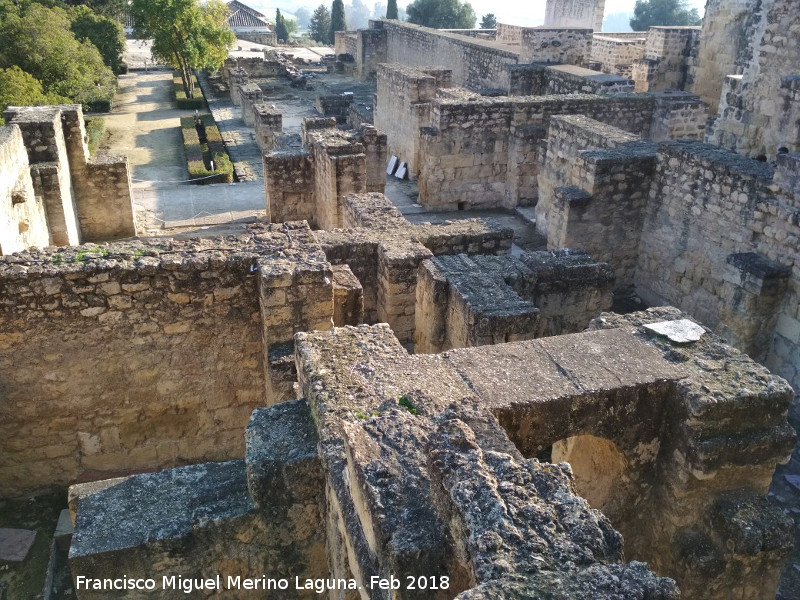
[0,225,335,497]
[0,125,49,255]
[263,151,315,224]
[591,34,646,78]
[632,27,700,93]
[381,20,520,91]
[691,0,756,113]
[708,0,800,157]
[635,141,800,386]
[544,0,605,31]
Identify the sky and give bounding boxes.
[249,0,708,30]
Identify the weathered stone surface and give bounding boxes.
[0,528,37,562]
[644,318,706,343]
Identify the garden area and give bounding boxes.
[180,113,234,184]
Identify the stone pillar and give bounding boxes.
[229,68,249,107]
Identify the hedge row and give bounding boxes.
[180,114,234,184]
[173,72,205,109]
[84,117,106,155]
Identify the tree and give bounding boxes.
[630,0,701,30]
[275,8,289,42]
[309,4,332,43]
[386,0,397,19]
[0,2,116,106]
[0,66,65,122]
[479,13,496,28]
[284,16,299,37]
[406,0,476,29]
[64,0,127,22]
[130,0,235,94]
[330,0,346,41]
[70,5,126,74]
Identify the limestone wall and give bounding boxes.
[253,104,282,151]
[0,225,335,497]
[3,105,136,244]
[375,64,451,177]
[591,34,646,78]
[708,0,800,157]
[691,0,756,113]
[632,27,700,93]
[0,125,49,255]
[544,0,605,31]
[517,28,593,66]
[635,142,800,386]
[263,151,315,224]
[418,92,657,210]
[380,20,520,91]
[239,83,263,126]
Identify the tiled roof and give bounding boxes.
[227,0,271,29]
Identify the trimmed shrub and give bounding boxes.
[180,114,234,184]
[84,117,105,155]
[87,97,112,113]
[173,72,205,109]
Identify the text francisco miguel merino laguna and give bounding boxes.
[75,574,452,594]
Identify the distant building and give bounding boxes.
[227,0,278,45]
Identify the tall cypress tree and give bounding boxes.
[275,9,289,42]
[386,0,398,19]
[330,0,346,42]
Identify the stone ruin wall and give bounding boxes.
[371,20,521,91]
[0,104,136,254]
[708,0,800,157]
[635,142,800,386]
[631,27,700,93]
[544,0,605,32]
[0,125,49,255]
[691,0,758,113]
[0,226,337,497]
[591,34,646,78]
[68,307,797,599]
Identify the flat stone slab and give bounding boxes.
[644,318,705,343]
[0,528,37,562]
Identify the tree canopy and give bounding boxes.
[406,0,476,29]
[0,66,65,122]
[0,1,116,108]
[309,4,332,44]
[130,0,235,92]
[630,0,701,30]
[480,13,496,28]
[386,0,398,19]
[330,0,346,41]
[275,8,289,42]
[71,5,126,74]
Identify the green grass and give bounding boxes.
[84,117,105,155]
[398,394,419,415]
[180,114,234,184]
[173,72,205,109]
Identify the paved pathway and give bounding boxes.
[197,71,265,181]
[102,69,265,231]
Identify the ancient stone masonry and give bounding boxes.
[2,105,136,248]
[590,32,646,78]
[544,0,606,32]
[70,399,327,600]
[70,307,796,598]
[0,125,49,255]
[408,80,705,211]
[691,0,757,113]
[317,192,512,343]
[414,249,614,353]
[707,0,800,157]
[0,224,336,497]
[264,118,387,228]
[253,104,283,151]
[239,83,263,126]
[631,27,701,93]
